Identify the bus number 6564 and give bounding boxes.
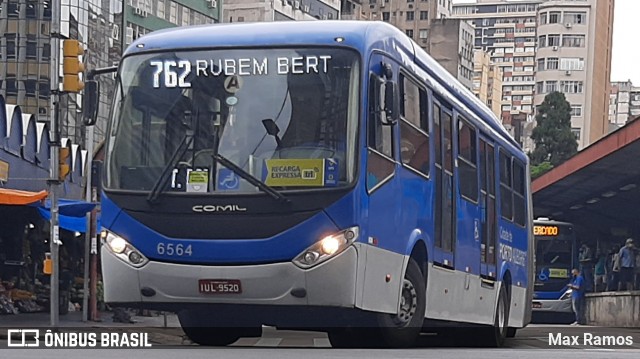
[157,243,193,256]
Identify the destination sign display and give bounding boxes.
[534,225,560,236]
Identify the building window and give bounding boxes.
[561,81,584,94]
[571,105,583,117]
[383,12,390,21]
[182,7,190,26]
[169,1,178,24]
[562,35,585,48]
[571,128,581,140]
[406,29,414,38]
[546,57,559,70]
[560,58,585,71]
[536,81,544,94]
[537,58,545,71]
[6,34,17,59]
[27,40,38,59]
[539,12,547,25]
[548,34,561,47]
[564,12,586,25]
[545,81,558,93]
[538,35,547,47]
[420,11,428,20]
[419,29,428,39]
[157,0,165,18]
[406,11,414,21]
[549,11,561,24]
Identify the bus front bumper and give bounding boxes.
[101,244,358,309]
[532,298,573,313]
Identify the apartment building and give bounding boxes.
[452,0,540,151]
[223,0,341,22]
[473,50,503,117]
[609,81,640,130]
[534,0,614,149]
[341,0,369,20]
[124,1,220,50]
[426,18,475,89]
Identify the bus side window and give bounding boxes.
[367,74,394,191]
[399,74,429,176]
[513,160,526,226]
[457,117,477,201]
[499,149,513,221]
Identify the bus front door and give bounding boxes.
[479,137,497,279]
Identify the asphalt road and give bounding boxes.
[2,324,640,358]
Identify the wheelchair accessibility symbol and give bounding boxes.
[218,169,239,190]
[538,267,550,281]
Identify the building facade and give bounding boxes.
[341,0,368,20]
[473,49,503,117]
[452,0,540,151]
[426,18,475,89]
[534,0,614,150]
[609,81,640,130]
[222,0,340,22]
[123,0,220,50]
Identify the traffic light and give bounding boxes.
[62,39,85,93]
[58,147,71,181]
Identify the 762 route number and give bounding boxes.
[157,243,192,256]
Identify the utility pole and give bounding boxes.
[48,0,62,328]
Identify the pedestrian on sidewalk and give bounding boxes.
[618,238,636,291]
[567,268,586,325]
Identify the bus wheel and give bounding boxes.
[376,259,426,348]
[485,285,509,347]
[506,327,517,338]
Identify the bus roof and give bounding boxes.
[126,21,521,152]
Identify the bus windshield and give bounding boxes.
[104,47,360,194]
[534,223,575,289]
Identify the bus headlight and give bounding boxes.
[293,226,359,269]
[101,230,149,268]
[560,288,572,301]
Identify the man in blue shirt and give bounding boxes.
[568,268,586,325]
[618,238,636,291]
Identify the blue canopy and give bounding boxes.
[35,199,97,233]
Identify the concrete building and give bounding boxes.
[361,1,476,89]
[361,0,452,45]
[223,0,341,22]
[473,50,503,118]
[340,0,368,20]
[123,0,220,50]
[452,0,540,151]
[426,18,475,90]
[609,81,640,130]
[534,0,615,150]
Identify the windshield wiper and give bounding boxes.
[147,129,194,204]
[214,154,290,204]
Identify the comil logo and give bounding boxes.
[7,329,40,347]
[192,204,247,213]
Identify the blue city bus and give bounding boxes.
[532,219,576,317]
[90,21,534,348]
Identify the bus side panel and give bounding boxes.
[424,265,496,325]
[497,220,530,328]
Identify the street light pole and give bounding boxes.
[48,0,62,328]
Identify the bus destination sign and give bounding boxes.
[534,225,559,236]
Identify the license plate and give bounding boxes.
[532,302,542,309]
[198,279,242,294]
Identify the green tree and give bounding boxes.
[531,161,553,179]
[530,91,577,166]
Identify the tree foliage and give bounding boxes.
[530,92,578,166]
[531,161,553,179]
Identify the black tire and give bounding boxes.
[59,292,69,315]
[178,310,261,346]
[484,284,509,347]
[327,328,381,348]
[376,259,426,348]
[506,327,517,338]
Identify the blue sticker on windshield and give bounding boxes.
[324,158,338,187]
[218,168,240,190]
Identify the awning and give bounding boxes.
[0,188,48,205]
[36,199,98,233]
